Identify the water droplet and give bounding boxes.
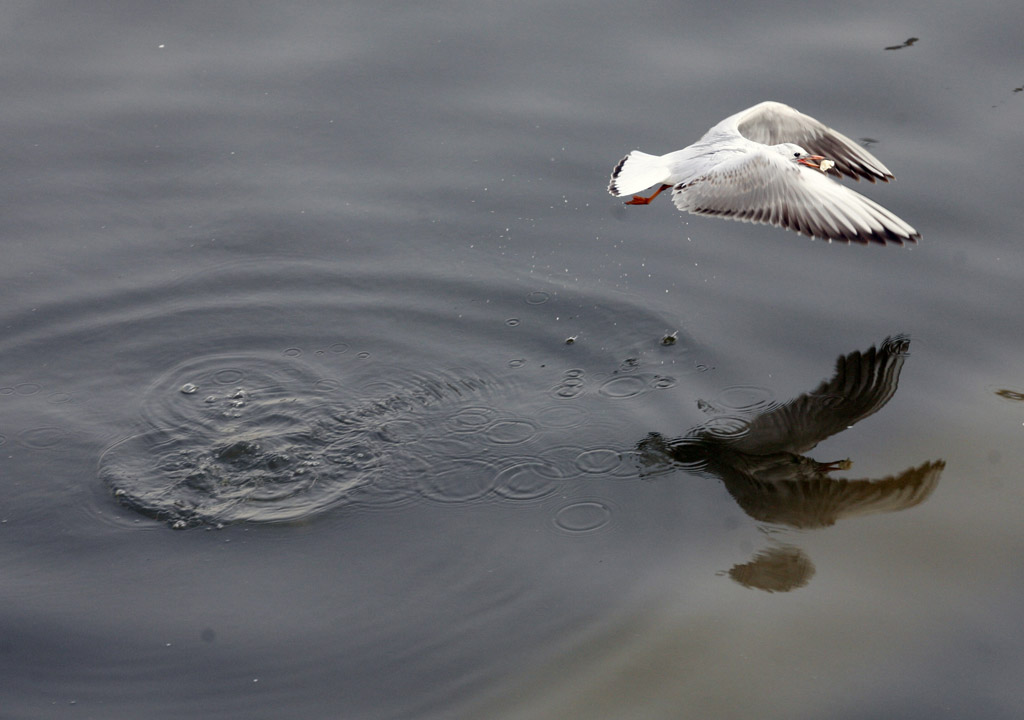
[180,383,199,395]
[506,318,521,327]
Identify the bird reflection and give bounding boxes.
[637,336,944,592]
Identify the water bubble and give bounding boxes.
[180,383,199,395]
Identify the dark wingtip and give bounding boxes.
[608,154,629,196]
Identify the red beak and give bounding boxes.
[797,154,827,169]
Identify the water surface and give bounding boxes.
[3,2,1023,718]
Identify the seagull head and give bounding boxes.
[774,142,827,169]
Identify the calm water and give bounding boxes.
[3,2,1023,718]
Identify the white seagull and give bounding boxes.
[609,101,919,245]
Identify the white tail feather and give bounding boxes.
[608,151,670,197]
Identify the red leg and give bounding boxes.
[625,184,671,205]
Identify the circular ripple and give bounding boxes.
[18,426,69,449]
[139,354,328,434]
[417,458,498,504]
[551,372,586,399]
[536,404,589,429]
[525,291,550,305]
[715,385,775,412]
[574,448,623,474]
[101,358,509,527]
[700,415,751,441]
[445,406,498,433]
[598,375,648,399]
[553,500,613,534]
[483,419,537,445]
[493,459,564,502]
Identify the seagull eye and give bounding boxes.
[793,152,801,157]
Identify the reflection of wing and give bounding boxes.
[729,336,908,455]
[723,460,943,529]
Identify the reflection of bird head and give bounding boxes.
[727,545,815,593]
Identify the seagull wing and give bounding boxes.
[729,336,911,455]
[670,149,919,244]
[726,101,895,183]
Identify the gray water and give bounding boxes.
[3,2,1024,718]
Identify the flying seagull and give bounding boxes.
[608,101,920,245]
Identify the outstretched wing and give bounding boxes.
[670,149,919,244]
[730,336,911,455]
[727,101,895,183]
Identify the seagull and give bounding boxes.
[608,101,920,245]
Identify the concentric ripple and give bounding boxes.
[99,354,513,528]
